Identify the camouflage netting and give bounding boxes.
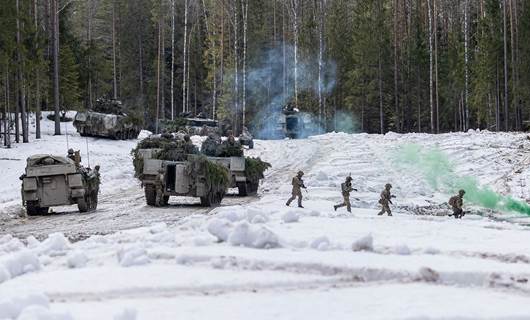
[159,118,188,133]
[217,142,244,157]
[131,136,173,177]
[188,155,230,190]
[131,136,198,177]
[244,157,271,183]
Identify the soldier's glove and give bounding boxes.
[391,195,396,198]
[389,200,394,205]
[352,188,358,192]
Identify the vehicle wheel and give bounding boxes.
[26,201,42,216]
[144,185,157,206]
[249,140,254,149]
[248,181,258,195]
[163,195,170,205]
[237,182,248,196]
[200,191,213,206]
[78,197,88,212]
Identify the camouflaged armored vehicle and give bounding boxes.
[73,98,141,139]
[133,136,229,207]
[201,135,270,196]
[20,154,100,215]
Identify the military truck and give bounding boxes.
[73,98,141,140]
[20,155,100,215]
[133,137,229,207]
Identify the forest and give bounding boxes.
[1,0,530,145]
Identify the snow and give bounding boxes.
[4,114,530,318]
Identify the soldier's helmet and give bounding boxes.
[94,165,100,171]
[297,170,304,176]
[385,183,392,189]
[346,176,352,181]
[68,148,74,155]
[458,189,466,196]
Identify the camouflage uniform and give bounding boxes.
[334,176,357,213]
[449,190,465,219]
[199,125,209,136]
[183,135,198,154]
[155,169,165,206]
[201,133,221,156]
[378,183,394,216]
[67,149,76,162]
[286,171,306,208]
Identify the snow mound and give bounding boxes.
[0,294,72,320]
[250,214,267,224]
[137,130,152,140]
[351,234,373,252]
[36,233,70,255]
[149,223,168,234]
[0,250,41,283]
[67,251,88,269]
[114,308,137,320]
[393,244,411,255]
[26,236,40,249]
[228,222,280,249]
[207,219,233,242]
[0,237,24,254]
[310,236,330,251]
[118,247,150,267]
[282,211,300,223]
[418,267,440,282]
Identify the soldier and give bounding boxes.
[226,130,237,145]
[183,135,198,154]
[377,183,395,216]
[201,133,221,156]
[154,168,165,207]
[286,170,306,208]
[199,124,209,136]
[334,176,357,213]
[448,189,466,219]
[67,148,76,162]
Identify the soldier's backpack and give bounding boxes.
[448,196,458,207]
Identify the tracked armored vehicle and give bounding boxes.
[133,137,229,207]
[20,155,100,215]
[73,98,141,139]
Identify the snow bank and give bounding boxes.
[113,308,137,320]
[282,211,300,223]
[351,234,374,252]
[36,233,70,256]
[228,222,280,249]
[0,294,72,320]
[66,251,88,269]
[310,236,331,251]
[117,246,150,267]
[0,250,41,283]
[207,219,233,242]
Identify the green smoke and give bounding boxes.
[394,144,530,216]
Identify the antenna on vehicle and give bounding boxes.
[64,114,70,150]
[85,136,90,168]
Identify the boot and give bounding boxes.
[333,205,338,211]
[388,213,393,216]
[298,205,304,208]
[377,211,384,216]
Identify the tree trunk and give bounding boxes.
[53,0,61,135]
[434,0,439,133]
[17,0,28,143]
[393,0,400,133]
[182,0,189,114]
[234,0,239,133]
[509,0,518,130]
[87,0,93,109]
[289,0,299,109]
[112,0,118,100]
[241,0,248,128]
[155,10,161,134]
[171,0,175,120]
[427,0,434,133]
[35,0,41,139]
[318,0,324,131]
[464,0,469,131]
[502,0,509,131]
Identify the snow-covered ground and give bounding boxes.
[2,114,530,319]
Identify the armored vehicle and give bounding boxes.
[158,116,218,136]
[20,155,100,215]
[73,98,141,139]
[201,137,270,196]
[238,127,254,149]
[133,137,229,207]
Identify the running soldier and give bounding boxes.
[448,189,466,218]
[334,176,357,213]
[377,183,395,216]
[286,170,306,208]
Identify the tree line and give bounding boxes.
[1,0,529,146]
